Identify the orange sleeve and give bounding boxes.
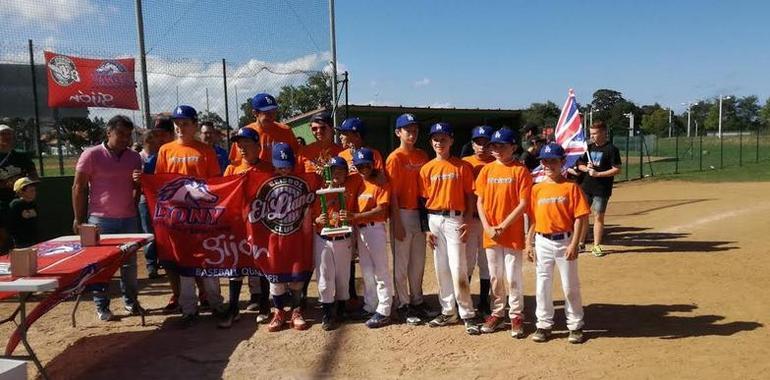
[474,165,487,198]
[223,164,236,176]
[418,165,429,199]
[377,182,391,208]
[518,166,533,203]
[206,148,222,178]
[374,150,385,172]
[572,183,590,218]
[228,142,239,163]
[154,147,168,174]
[461,161,474,194]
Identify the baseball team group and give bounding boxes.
[61,92,622,345]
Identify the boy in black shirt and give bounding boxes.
[9,177,40,248]
[576,121,621,257]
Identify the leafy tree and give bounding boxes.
[735,95,760,130]
[198,110,226,129]
[759,97,770,128]
[641,108,672,136]
[50,117,106,154]
[521,101,560,129]
[238,72,332,127]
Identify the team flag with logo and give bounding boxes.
[531,89,588,182]
[142,172,318,281]
[44,51,138,109]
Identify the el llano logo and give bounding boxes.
[248,176,315,235]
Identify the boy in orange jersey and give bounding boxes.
[419,122,483,335]
[312,156,361,331]
[526,143,589,344]
[154,105,225,326]
[336,117,385,174]
[297,112,343,175]
[218,127,273,329]
[386,113,437,325]
[462,125,495,316]
[475,128,532,337]
[350,147,394,328]
[228,93,298,165]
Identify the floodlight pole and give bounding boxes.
[134,0,151,128]
[328,0,339,129]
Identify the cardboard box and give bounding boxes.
[79,224,101,246]
[10,248,37,277]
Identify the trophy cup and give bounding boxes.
[315,164,353,236]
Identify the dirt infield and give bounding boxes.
[2,180,768,379]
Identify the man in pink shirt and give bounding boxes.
[72,115,143,321]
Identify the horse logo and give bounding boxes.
[48,55,80,87]
[158,177,218,207]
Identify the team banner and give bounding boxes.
[44,51,139,110]
[142,172,317,282]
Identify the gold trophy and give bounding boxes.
[316,164,353,236]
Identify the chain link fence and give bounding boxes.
[1,0,333,176]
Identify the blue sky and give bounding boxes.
[336,0,770,112]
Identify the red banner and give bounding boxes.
[142,172,318,281]
[44,51,138,110]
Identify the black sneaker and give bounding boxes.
[395,305,409,323]
[349,308,373,321]
[464,317,482,335]
[180,313,198,328]
[245,294,260,312]
[412,302,439,320]
[531,328,551,343]
[217,310,240,329]
[147,268,160,279]
[568,329,585,344]
[427,313,459,327]
[199,299,211,312]
[321,314,336,331]
[123,303,145,316]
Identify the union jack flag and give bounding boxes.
[531,89,587,182]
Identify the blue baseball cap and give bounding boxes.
[395,113,418,129]
[171,105,197,120]
[232,127,259,142]
[328,156,348,170]
[471,125,494,140]
[429,122,453,137]
[490,128,517,145]
[537,143,565,160]
[272,142,295,168]
[251,93,278,112]
[352,147,374,166]
[336,117,365,136]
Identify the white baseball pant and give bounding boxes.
[465,217,490,280]
[392,209,427,308]
[180,276,223,315]
[313,234,353,303]
[535,233,584,330]
[428,214,476,320]
[485,246,524,319]
[357,222,393,316]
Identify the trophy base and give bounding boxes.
[320,226,353,237]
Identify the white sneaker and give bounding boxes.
[97,308,114,321]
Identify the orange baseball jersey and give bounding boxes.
[229,121,298,164]
[356,177,391,225]
[312,174,362,234]
[463,154,494,178]
[155,140,221,178]
[297,141,343,174]
[386,147,430,210]
[223,159,274,176]
[338,146,385,174]
[530,180,590,234]
[475,160,532,249]
[419,157,474,212]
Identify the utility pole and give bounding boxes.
[134,0,151,128]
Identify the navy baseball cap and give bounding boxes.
[490,128,517,145]
[537,143,565,160]
[171,105,197,120]
[251,93,278,112]
[395,113,418,129]
[337,117,365,135]
[429,122,453,137]
[352,147,374,166]
[329,156,348,170]
[311,111,333,125]
[471,125,494,141]
[272,142,295,168]
[152,116,174,134]
[232,127,259,142]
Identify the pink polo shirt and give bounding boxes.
[76,143,142,218]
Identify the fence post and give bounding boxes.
[625,135,629,181]
[720,130,724,169]
[739,124,743,166]
[674,128,679,174]
[28,39,44,177]
[53,109,64,176]
[699,133,703,171]
[639,135,644,179]
[757,128,760,163]
[222,58,230,147]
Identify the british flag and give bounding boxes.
[531,89,587,182]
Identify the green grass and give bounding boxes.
[641,160,770,182]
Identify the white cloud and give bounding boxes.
[0,0,98,28]
[414,77,431,87]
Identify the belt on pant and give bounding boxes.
[318,233,351,241]
[537,232,571,241]
[426,209,462,217]
[357,222,375,228]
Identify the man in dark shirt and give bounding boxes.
[9,177,39,248]
[520,137,545,171]
[0,124,39,253]
[576,121,622,257]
